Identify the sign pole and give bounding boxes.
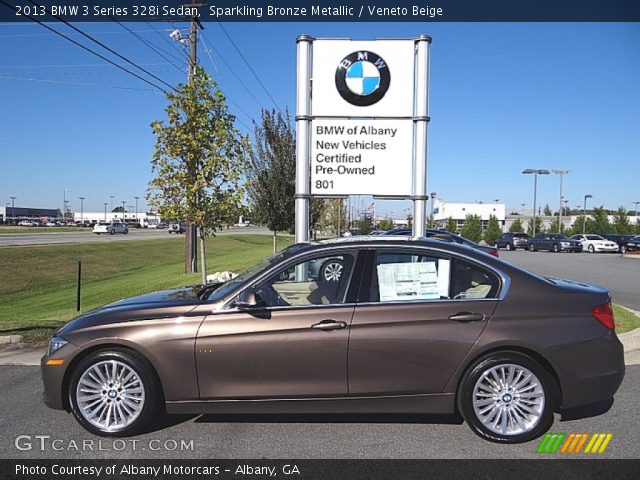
[295,34,314,244]
[412,35,432,237]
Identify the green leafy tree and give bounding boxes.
[460,214,483,242]
[509,218,525,233]
[527,217,544,236]
[568,215,588,236]
[444,217,458,233]
[549,217,565,233]
[356,215,374,235]
[148,66,248,284]
[484,215,502,245]
[378,217,394,231]
[111,206,124,213]
[612,207,632,235]
[543,204,552,216]
[585,206,611,234]
[246,109,295,252]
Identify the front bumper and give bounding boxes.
[594,245,618,252]
[41,342,81,411]
[559,244,582,252]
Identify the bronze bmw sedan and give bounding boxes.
[41,237,624,443]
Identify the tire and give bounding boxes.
[621,245,626,254]
[506,243,512,251]
[319,258,344,283]
[552,244,559,253]
[588,245,595,253]
[68,349,161,437]
[124,229,128,235]
[529,244,536,252]
[110,230,115,235]
[458,352,554,444]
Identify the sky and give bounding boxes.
[0,21,639,217]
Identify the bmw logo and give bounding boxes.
[335,51,391,106]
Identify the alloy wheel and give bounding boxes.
[472,364,545,436]
[323,262,344,282]
[75,360,145,432]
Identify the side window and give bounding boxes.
[256,254,355,308]
[450,259,500,299]
[369,251,500,302]
[371,252,451,302]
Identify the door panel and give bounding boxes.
[196,306,353,399]
[348,300,497,396]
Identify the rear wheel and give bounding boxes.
[552,244,559,253]
[109,229,115,235]
[506,243,512,251]
[124,229,129,235]
[69,349,161,437]
[458,352,554,443]
[621,245,626,253]
[529,244,536,252]
[588,245,595,253]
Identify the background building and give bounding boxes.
[432,199,506,231]
[1,205,60,224]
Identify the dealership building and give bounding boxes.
[73,211,161,227]
[432,199,506,231]
[0,205,60,223]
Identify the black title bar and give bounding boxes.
[0,0,639,22]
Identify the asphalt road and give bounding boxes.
[499,250,640,311]
[0,227,271,247]
[1,365,637,459]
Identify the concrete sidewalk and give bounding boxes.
[2,329,639,366]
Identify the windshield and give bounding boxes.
[204,248,290,302]
[551,235,569,240]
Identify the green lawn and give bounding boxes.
[614,305,640,334]
[0,234,292,341]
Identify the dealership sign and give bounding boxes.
[295,35,431,241]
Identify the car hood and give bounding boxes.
[57,287,204,335]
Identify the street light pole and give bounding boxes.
[78,197,85,225]
[121,201,126,222]
[103,203,108,222]
[522,169,550,237]
[583,194,593,234]
[634,201,640,219]
[110,195,114,211]
[430,192,437,228]
[9,196,16,225]
[134,196,140,226]
[553,169,571,232]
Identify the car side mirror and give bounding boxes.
[236,287,259,309]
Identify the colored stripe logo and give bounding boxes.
[537,433,613,454]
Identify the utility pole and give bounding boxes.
[103,203,108,222]
[10,196,16,225]
[553,169,570,232]
[79,197,85,225]
[134,196,140,225]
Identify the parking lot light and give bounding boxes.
[522,169,550,236]
[78,196,85,225]
[583,194,593,234]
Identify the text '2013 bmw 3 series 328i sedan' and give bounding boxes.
[41,237,624,443]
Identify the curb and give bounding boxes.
[0,335,23,345]
[619,327,640,353]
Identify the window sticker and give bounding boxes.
[377,261,445,301]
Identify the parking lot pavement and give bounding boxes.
[1,365,637,459]
[0,227,271,247]
[500,250,640,311]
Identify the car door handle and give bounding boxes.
[311,320,347,331]
[449,312,486,322]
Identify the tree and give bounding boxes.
[543,204,552,216]
[444,217,458,233]
[527,217,544,236]
[378,217,394,231]
[549,217,565,233]
[484,215,502,245]
[586,206,611,234]
[246,109,295,252]
[613,207,632,235]
[310,198,331,239]
[460,214,483,242]
[568,215,587,236]
[509,218,525,233]
[111,206,124,213]
[356,215,374,235]
[148,66,248,284]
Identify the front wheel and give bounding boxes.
[553,244,559,253]
[69,349,161,437]
[621,245,626,254]
[109,230,115,235]
[458,352,554,444]
[124,229,128,235]
[506,243,512,251]
[588,245,595,253]
[529,244,536,252]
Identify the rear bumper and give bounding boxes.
[594,245,618,252]
[547,331,625,409]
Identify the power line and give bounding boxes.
[0,62,172,69]
[25,0,176,92]
[0,0,168,94]
[200,31,264,110]
[217,22,283,115]
[0,75,159,92]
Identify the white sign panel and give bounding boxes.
[311,40,415,118]
[310,119,413,196]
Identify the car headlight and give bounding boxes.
[560,242,570,246]
[48,336,68,355]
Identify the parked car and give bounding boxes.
[528,233,582,253]
[624,235,640,253]
[602,234,637,253]
[92,222,128,235]
[570,234,618,253]
[18,220,37,227]
[168,221,186,234]
[382,228,499,257]
[42,237,624,442]
[495,232,529,251]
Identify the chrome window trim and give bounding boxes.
[219,242,511,312]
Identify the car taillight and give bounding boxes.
[592,302,615,330]
[490,249,499,257]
